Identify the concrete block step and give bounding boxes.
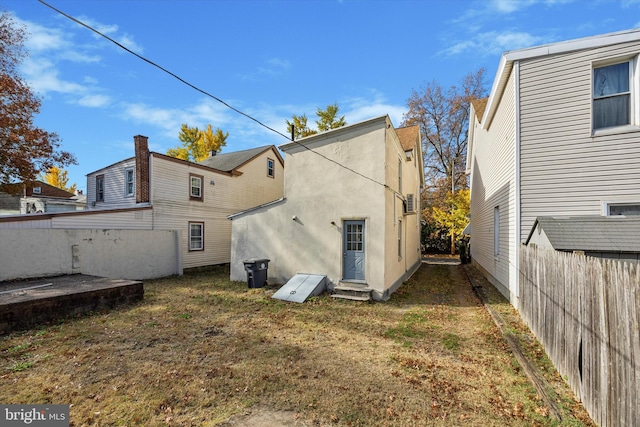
[330,293,371,302]
[331,284,372,302]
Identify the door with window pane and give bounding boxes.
[343,220,365,281]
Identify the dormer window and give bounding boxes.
[96,175,104,202]
[124,167,134,197]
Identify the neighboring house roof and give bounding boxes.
[395,125,420,151]
[86,145,283,177]
[227,197,286,220]
[525,216,640,253]
[483,28,640,128]
[0,181,74,199]
[470,98,488,122]
[198,145,283,173]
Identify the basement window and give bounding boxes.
[607,203,640,216]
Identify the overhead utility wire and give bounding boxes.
[38,0,391,190]
[37,0,290,140]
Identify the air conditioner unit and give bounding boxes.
[405,194,415,214]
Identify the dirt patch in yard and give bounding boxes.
[0,262,593,426]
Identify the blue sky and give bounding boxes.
[5,0,640,192]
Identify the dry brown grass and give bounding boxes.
[0,262,593,426]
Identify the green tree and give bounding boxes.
[286,104,347,140]
[167,123,228,162]
[315,103,346,132]
[0,11,76,190]
[286,114,316,140]
[42,166,77,194]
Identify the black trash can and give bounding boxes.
[243,259,270,288]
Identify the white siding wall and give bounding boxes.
[151,152,284,269]
[0,208,152,230]
[86,158,137,210]
[469,71,517,301]
[519,41,640,238]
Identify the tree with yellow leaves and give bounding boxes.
[166,124,228,162]
[42,166,77,194]
[431,188,470,255]
[286,103,346,140]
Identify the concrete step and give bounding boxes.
[331,284,372,301]
[330,293,371,302]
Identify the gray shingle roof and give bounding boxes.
[526,216,640,252]
[198,145,275,172]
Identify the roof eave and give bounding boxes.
[483,28,640,128]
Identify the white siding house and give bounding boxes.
[229,116,424,301]
[85,136,284,270]
[1,136,285,273]
[467,28,640,304]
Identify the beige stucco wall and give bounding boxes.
[0,228,181,282]
[383,125,423,289]
[230,116,422,300]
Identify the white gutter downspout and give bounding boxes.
[514,61,522,307]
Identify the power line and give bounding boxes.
[37,0,290,141]
[37,0,392,191]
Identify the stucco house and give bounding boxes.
[466,28,640,304]
[0,181,84,215]
[81,135,284,270]
[229,115,424,301]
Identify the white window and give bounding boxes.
[607,203,640,216]
[32,186,41,194]
[190,174,203,201]
[494,206,500,257]
[267,158,275,178]
[96,175,104,202]
[124,168,134,197]
[189,222,204,251]
[593,59,635,130]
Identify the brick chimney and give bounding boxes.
[134,135,150,203]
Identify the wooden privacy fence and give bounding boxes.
[519,246,639,427]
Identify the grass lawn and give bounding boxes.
[0,263,593,426]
